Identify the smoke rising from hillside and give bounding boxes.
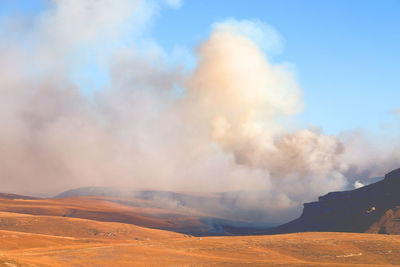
[0,0,399,222]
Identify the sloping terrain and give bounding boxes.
[0,193,39,200]
[2,169,400,237]
[1,224,400,266]
[2,171,400,265]
[267,168,400,235]
[0,195,210,235]
[56,187,278,233]
[0,190,275,236]
[0,211,183,240]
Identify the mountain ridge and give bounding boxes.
[266,168,400,234]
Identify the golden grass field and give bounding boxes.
[1,196,400,266]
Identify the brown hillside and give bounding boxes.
[0,193,39,200]
[1,203,400,266]
[0,211,183,240]
[0,196,209,234]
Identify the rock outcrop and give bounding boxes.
[267,168,400,234]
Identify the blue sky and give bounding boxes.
[2,0,400,136]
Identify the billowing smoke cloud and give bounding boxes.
[0,1,399,223]
[187,22,342,178]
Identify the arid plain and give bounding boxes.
[1,195,400,267]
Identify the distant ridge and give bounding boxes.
[0,193,40,200]
[54,187,277,235]
[55,186,134,198]
[54,186,205,201]
[266,168,400,235]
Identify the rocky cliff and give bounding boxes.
[267,168,400,234]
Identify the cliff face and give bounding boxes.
[268,168,400,234]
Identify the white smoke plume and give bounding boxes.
[0,1,399,222]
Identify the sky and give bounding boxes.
[2,0,399,135]
[0,0,400,222]
[155,0,400,135]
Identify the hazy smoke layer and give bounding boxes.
[0,1,399,222]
